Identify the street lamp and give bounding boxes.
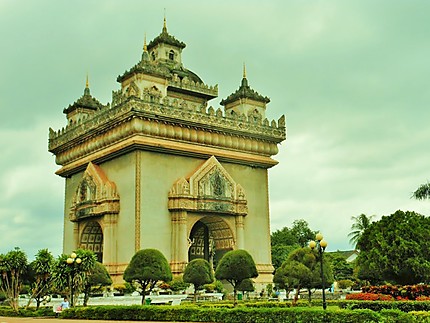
[66,252,82,307]
[309,233,328,310]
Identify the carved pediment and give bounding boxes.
[70,162,120,222]
[168,156,247,215]
[192,161,234,200]
[169,177,190,196]
[126,81,140,98]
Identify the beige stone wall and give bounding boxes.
[63,171,84,254]
[63,149,273,283]
[223,163,272,265]
[99,153,137,267]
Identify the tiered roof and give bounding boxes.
[221,66,270,106]
[63,78,104,114]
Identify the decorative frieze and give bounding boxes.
[168,156,248,216]
[49,94,286,168]
[168,74,218,98]
[69,162,120,222]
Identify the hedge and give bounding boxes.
[195,300,342,308]
[0,306,53,317]
[58,305,423,322]
[339,300,430,312]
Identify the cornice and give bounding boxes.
[49,96,285,155]
[54,135,279,177]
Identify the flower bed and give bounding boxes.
[346,293,393,301]
[362,284,430,300]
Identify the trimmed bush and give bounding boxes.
[1,304,428,322]
[339,300,430,312]
[0,306,53,317]
[59,305,389,322]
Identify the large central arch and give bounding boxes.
[168,156,247,275]
[188,216,234,269]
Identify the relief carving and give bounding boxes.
[168,156,247,216]
[70,162,120,222]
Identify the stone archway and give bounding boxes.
[169,156,247,275]
[80,221,103,262]
[188,216,234,269]
[69,162,120,276]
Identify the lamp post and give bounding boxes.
[309,233,328,310]
[66,252,82,307]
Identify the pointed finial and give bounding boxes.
[143,33,147,52]
[163,8,167,33]
[241,64,248,87]
[84,73,90,95]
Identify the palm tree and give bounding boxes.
[348,214,375,249]
[412,182,430,200]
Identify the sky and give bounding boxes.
[1,0,429,259]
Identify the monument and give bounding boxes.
[48,20,286,286]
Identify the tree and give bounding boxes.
[237,278,255,299]
[123,249,172,305]
[215,249,258,307]
[183,259,214,303]
[82,262,112,306]
[271,245,300,269]
[271,219,315,269]
[271,220,315,247]
[326,253,354,281]
[168,276,189,294]
[52,249,97,307]
[413,182,430,200]
[290,220,316,247]
[348,214,375,249]
[273,247,333,304]
[0,248,28,312]
[357,210,430,285]
[26,249,55,309]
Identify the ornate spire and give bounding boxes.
[84,74,90,96]
[141,33,150,62]
[220,65,270,106]
[147,13,186,51]
[241,64,248,87]
[163,9,167,33]
[63,75,104,114]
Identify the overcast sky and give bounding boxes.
[1,0,429,259]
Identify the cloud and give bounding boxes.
[0,122,63,257]
[1,0,430,257]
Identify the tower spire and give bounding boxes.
[84,73,91,95]
[141,33,149,62]
[241,64,248,87]
[163,8,167,33]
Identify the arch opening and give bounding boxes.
[80,221,103,262]
[188,216,234,269]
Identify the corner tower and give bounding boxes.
[49,20,286,286]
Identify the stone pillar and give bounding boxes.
[72,222,79,251]
[170,212,179,272]
[235,215,245,249]
[170,211,188,275]
[177,211,188,264]
[103,214,118,265]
